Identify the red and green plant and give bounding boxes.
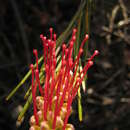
[28,28,98,130]
[6,1,99,129]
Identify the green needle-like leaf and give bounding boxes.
[18,94,32,121]
[78,87,82,122]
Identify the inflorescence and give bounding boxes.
[29,28,99,130]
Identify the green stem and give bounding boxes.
[78,87,82,122]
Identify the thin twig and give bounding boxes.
[102,26,130,45]
[106,5,120,44]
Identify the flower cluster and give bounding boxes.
[29,28,99,130]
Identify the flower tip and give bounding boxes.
[85,34,89,40]
[47,39,51,44]
[33,49,37,55]
[73,28,77,34]
[79,48,83,54]
[43,36,47,41]
[40,34,43,39]
[53,33,56,40]
[70,41,74,48]
[88,61,93,66]
[65,49,69,56]
[62,44,66,50]
[35,69,39,74]
[30,64,33,69]
[72,36,76,41]
[94,50,99,55]
[49,27,53,32]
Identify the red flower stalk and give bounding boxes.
[30,64,39,125]
[29,28,99,130]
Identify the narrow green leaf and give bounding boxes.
[78,87,82,122]
[18,94,32,121]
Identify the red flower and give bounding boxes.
[29,28,99,130]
